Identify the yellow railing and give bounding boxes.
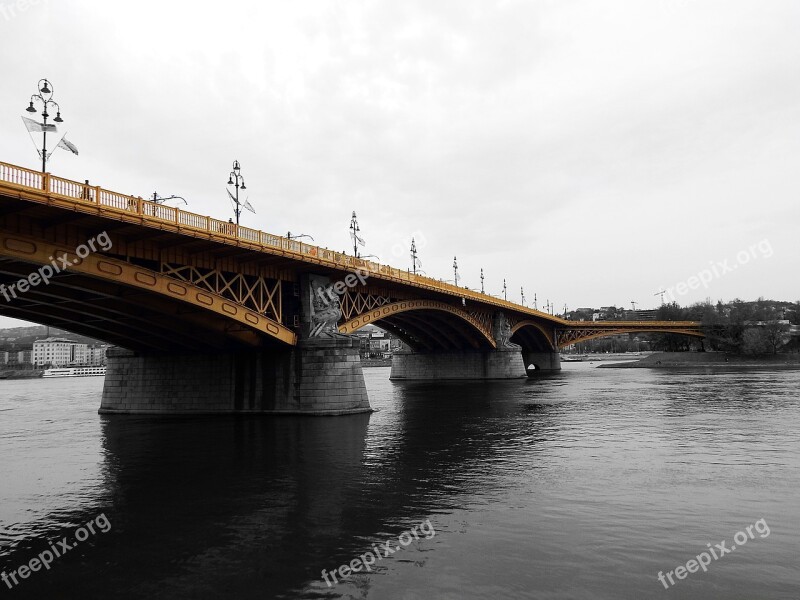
[0,159,701,329]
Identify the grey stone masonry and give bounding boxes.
[100,337,372,415]
[390,346,529,380]
[521,350,562,374]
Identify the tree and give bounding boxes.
[742,328,770,355]
[762,320,790,354]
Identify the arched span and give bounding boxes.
[510,320,556,351]
[557,328,704,349]
[338,299,497,350]
[0,232,296,347]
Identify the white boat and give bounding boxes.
[42,366,107,378]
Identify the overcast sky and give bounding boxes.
[1,0,798,329]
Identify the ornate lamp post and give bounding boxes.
[503,279,507,301]
[453,256,459,287]
[24,78,63,173]
[410,238,418,274]
[350,211,366,257]
[480,268,485,294]
[226,160,246,225]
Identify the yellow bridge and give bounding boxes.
[0,160,703,414]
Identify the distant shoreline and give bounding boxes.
[0,370,44,380]
[361,358,392,368]
[597,351,800,369]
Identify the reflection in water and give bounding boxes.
[1,365,799,599]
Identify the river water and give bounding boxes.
[0,363,798,599]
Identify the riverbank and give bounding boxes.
[361,358,392,368]
[598,351,800,369]
[562,352,655,363]
[0,369,44,380]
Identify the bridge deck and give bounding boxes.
[0,160,699,335]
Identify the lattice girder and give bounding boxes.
[161,263,282,324]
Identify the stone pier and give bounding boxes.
[390,346,527,380]
[521,350,562,374]
[100,337,371,415]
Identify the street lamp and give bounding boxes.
[24,78,64,173]
[480,268,484,294]
[350,211,365,257]
[410,238,418,274]
[521,287,526,306]
[226,160,246,226]
[453,256,459,287]
[503,279,507,301]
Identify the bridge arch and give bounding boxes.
[0,232,296,351]
[338,299,497,351]
[557,328,705,349]
[510,320,557,352]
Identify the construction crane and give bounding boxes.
[654,289,666,305]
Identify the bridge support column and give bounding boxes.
[389,346,527,380]
[521,350,561,373]
[100,337,371,415]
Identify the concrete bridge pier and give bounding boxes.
[100,338,371,415]
[389,346,528,380]
[521,350,562,374]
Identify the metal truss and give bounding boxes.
[339,291,391,322]
[161,262,282,324]
[469,310,494,336]
[556,326,704,349]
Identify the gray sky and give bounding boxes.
[1,0,798,329]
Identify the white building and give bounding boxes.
[88,345,109,365]
[32,338,90,367]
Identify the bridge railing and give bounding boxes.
[0,159,701,328]
[0,162,43,189]
[0,158,570,320]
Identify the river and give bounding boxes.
[1,363,798,599]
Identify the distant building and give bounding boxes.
[32,337,90,367]
[356,326,401,358]
[624,309,658,321]
[88,345,109,365]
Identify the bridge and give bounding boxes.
[0,160,704,415]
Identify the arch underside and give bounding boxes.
[558,329,705,349]
[338,300,496,351]
[0,233,296,352]
[510,320,556,352]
